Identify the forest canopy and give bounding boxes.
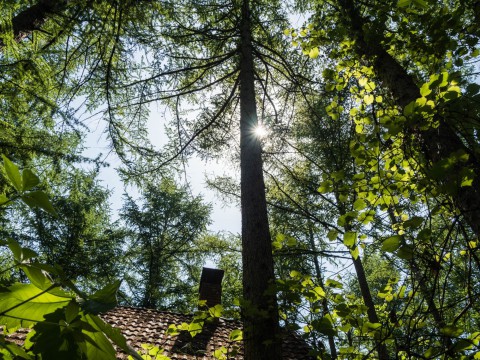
[0,0,480,359]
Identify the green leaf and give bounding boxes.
[397,245,414,260]
[312,316,336,336]
[84,280,121,314]
[350,246,359,260]
[2,342,34,359]
[397,0,411,7]
[22,169,40,191]
[440,325,463,337]
[412,0,427,8]
[420,83,432,96]
[343,231,356,248]
[65,301,80,324]
[404,101,416,116]
[20,264,50,290]
[86,314,130,354]
[326,279,343,289]
[0,193,8,205]
[381,235,402,252]
[2,155,23,192]
[309,47,319,59]
[327,229,338,241]
[353,199,366,211]
[188,318,204,337]
[229,329,243,341]
[403,216,423,228]
[21,191,57,215]
[0,283,72,330]
[208,304,223,318]
[7,240,22,261]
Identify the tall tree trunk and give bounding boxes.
[239,1,281,359]
[338,0,480,237]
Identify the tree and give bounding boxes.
[1,166,122,291]
[303,0,480,236]
[120,177,211,311]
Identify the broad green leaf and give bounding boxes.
[343,231,356,248]
[353,199,366,211]
[452,338,473,352]
[20,265,50,290]
[2,342,34,359]
[350,246,359,260]
[0,193,8,205]
[397,0,411,7]
[420,83,432,96]
[397,245,414,260]
[229,329,243,341]
[2,155,22,192]
[326,279,343,289]
[313,316,336,336]
[381,235,402,252]
[188,318,204,337]
[213,347,227,360]
[209,304,223,318]
[7,240,22,261]
[327,229,338,241]
[65,301,80,324]
[0,283,72,330]
[412,0,427,8]
[22,169,40,191]
[21,191,57,215]
[84,280,121,314]
[440,325,463,337]
[361,321,382,334]
[286,236,297,247]
[403,216,423,228]
[404,101,416,116]
[364,94,374,105]
[86,314,129,354]
[309,47,319,59]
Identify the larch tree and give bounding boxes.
[120,177,211,312]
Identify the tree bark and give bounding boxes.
[239,1,282,359]
[0,0,68,50]
[308,224,337,359]
[338,0,480,237]
[351,255,390,360]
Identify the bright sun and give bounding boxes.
[254,124,268,138]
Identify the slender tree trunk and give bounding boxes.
[338,0,480,237]
[351,255,390,360]
[336,200,390,359]
[239,1,281,359]
[307,225,337,359]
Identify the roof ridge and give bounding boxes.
[108,306,242,323]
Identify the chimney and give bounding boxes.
[199,267,224,308]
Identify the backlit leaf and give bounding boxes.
[380,235,402,252]
[2,155,22,192]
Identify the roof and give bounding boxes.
[101,307,314,360]
[5,306,314,359]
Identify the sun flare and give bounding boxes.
[253,124,268,139]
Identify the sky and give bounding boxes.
[80,11,309,238]
[82,110,242,235]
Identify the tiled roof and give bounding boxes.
[101,307,314,360]
[5,307,314,359]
